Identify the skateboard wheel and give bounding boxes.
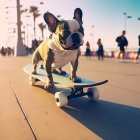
[29,76,36,86]
[87,87,100,100]
[55,92,68,107]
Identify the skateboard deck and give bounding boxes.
[23,64,108,107]
[23,64,108,88]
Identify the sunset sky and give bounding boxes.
[0,0,140,50]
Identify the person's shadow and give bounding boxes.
[62,97,140,140]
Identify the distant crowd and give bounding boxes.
[0,47,14,56]
[0,39,42,57]
[85,31,140,62]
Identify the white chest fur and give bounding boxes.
[52,50,78,68]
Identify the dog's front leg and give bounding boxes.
[70,51,81,83]
[32,50,42,74]
[44,50,54,89]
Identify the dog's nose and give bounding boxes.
[71,33,80,44]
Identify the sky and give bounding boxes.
[0,0,140,51]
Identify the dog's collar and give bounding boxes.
[49,34,68,51]
[48,34,79,51]
[48,37,65,51]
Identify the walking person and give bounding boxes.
[97,38,104,60]
[134,35,140,63]
[138,35,140,46]
[85,41,91,60]
[116,30,128,60]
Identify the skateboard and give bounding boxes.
[23,64,108,107]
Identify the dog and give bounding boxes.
[31,8,84,89]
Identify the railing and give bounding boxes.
[80,50,138,59]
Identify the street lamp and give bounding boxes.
[91,25,94,50]
[40,2,44,4]
[123,12,132,31]
[26,24,32,47]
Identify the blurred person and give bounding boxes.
[138,35,140,46]
[31,39,39,52]
[0,46,6,56]
[116,30,128,59]
[85,41,91,60]
[134,35,140,63]
[97,38,104,60]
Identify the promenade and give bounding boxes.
[0,55,140,140]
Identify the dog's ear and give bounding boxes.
[44,12,59,32]
[73,8,83,24]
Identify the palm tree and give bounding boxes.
[29,6,40,39]
[38,23,46,40]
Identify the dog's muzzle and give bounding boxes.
[60,32,83,50]
[71,33,80,44]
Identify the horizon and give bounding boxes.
[0,0,140,51]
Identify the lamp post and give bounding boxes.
[26,24,32,47]
[91,25,95,48]
[123,12,132,31]
[123,12,127,31]
[15,0,26,56]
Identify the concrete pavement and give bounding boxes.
[0,56,140,140]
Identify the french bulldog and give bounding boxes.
[31,8,84,89]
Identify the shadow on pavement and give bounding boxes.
[32,84,140,140]
[62,98,140,140]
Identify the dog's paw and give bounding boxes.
[69,76,81,83]
[52,69,67,75]
[59,70,67,75]
[44,84,55,91]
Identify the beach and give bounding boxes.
[0,55,140,140]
